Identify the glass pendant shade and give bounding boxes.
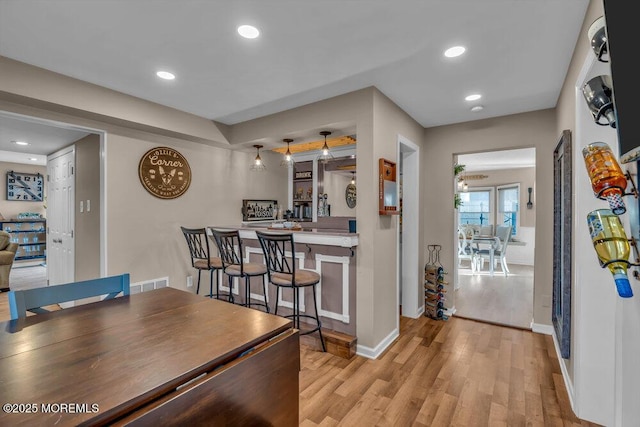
[251,144,267,171]
[582,75,616,128]
[318,131,333,163]
[280,138,295,168]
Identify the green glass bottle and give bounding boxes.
[587,209,633,297]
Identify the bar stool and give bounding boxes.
[256,230,325,352]
[210,228,269,312]
[180,226,232,302]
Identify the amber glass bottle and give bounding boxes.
[582,142,627,215]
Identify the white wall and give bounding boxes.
[423,109,557,324]
[324,171,354,217]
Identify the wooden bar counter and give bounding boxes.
[210,223,359,356]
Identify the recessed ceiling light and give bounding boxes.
[471,105,484,112]
[237,25,260,39]
[465,94,482,101]
[28,157,38,161]
[156,71,175,80]
[13,141,29,146]
[444,46,466,58]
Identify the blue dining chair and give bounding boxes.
[8,273,130,320]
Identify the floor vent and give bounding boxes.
[130,277,169,294]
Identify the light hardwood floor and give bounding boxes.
[0,266,598,426]
[455,263,534,329]
[8,263,47,290]
[299,316,599,426]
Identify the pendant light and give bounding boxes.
[251,144,266,171]
[280,138,295,168]
[318,131,333,163]
[351,172,356,185]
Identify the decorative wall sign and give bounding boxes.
[242,199,278,221]
[295,170,312,180]
[6,171,44,201]
[138,147,191,199]
[345,183,357,208]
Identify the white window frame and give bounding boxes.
[458,186,494,228]
[497,183,520,236]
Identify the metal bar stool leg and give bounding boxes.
[226,273,235,303]
[312,285,326,352]
[245,276,250,307]
[274,287,280,316]
[196,270,202,295]
[262,276,270,313]
[208,269,214,298]
[294,287,300,330]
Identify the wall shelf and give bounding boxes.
[0,219,46,261]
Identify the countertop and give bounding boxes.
[209,224,359,247]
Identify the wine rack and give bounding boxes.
[424,244,448,320]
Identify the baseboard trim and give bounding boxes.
[531,322,554,335]
[551,327,576,414]
[356,327,399,359]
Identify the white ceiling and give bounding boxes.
[458,148,536,172]
[0,114,90,165]
[0,0,589,163]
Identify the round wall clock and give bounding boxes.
[345,183,357,208]
[138,147,191,199]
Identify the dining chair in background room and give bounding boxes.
[256,231,326,352]
[209,228,269,312]
[8,273,130,320]
[457,228,478,271]
[479,224,494,236]
[180,226,229,301]
[476,225,512,276]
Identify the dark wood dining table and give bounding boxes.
[0,287,299,426]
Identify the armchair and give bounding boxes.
[0,230,19,291]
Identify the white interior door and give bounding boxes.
[47,146,75,286]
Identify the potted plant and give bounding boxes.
[454,193,463,209]
[453,163,465,209]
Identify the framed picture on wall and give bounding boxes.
[553,130,572,359]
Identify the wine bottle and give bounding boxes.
[582,142,627,215]
[587,209,633,297]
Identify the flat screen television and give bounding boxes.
[603,1,640,164]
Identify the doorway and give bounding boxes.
[0,110,104,289]
[453,148,536,329]
[398,135,420,320]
